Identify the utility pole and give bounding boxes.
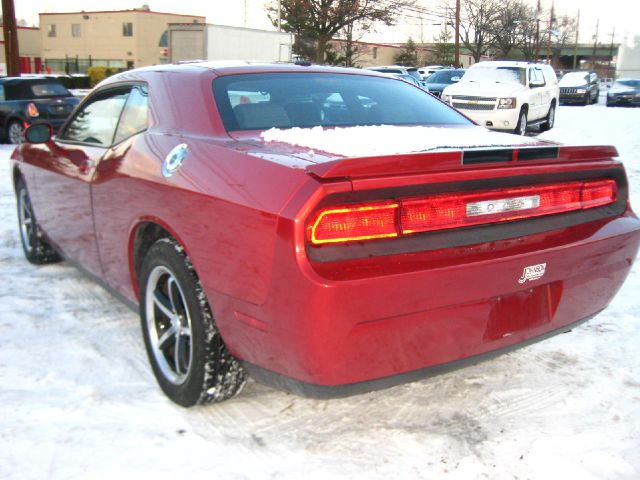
[454,0,460,67]
[277,0,282,32]
[608,27,615,78]
[244,0,247,28]
[2,0,21,76]
[546,2,554,64]
[534,0,542,61]
[572,9,580,69]
[591,18,599,66]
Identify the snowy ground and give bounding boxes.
[1,102,639,480]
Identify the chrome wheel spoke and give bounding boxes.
[153,287,175,320]
[157,323,178,349]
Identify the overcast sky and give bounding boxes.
[9,0,640,46]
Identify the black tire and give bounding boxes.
[139,238,247,406]
[540,102,556,132]
[16,178,61,264]
[514,109,527,135]
[584,94,590,106]
[7,120,25,144]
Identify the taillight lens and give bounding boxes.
[27,102,39,117]
[309,201,399,245]
[308,179,617,245]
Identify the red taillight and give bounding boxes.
[308,179,618,245]
[27,102,39,117]
[309,201,399,245]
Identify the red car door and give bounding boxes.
[30,87,131,277]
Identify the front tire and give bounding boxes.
[514,109,527,135]
[139,238,247,406]
[16,179,61,264]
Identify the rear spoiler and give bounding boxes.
[305,145,619,180]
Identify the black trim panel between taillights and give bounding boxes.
[305,167,628,263]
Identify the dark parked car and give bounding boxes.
[606,79,640,107]
[0,77,79,143]
[424,68,466,98]
[11,62,640,407]
[558,71,599,105]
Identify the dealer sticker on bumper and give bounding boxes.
[518,263,547,284]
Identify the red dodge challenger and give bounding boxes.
[10,62,640,406]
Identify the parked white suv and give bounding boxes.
[441,61,559,135]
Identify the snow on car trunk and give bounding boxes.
[1,103,640,479]
[261,124,539,157]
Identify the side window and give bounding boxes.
[114,85,149,144]
[59,89,130,146]
[530,68,545,85]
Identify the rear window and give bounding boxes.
[30,82,71,97]
[213,73,471,132]
[426,70,465,83]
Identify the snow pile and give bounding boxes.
[261,125,537,157]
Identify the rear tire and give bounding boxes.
[540,103,555,132]
[7,120,24,144]
[139,238,247,406]
[514,109,527,136]
[16,179,61,264]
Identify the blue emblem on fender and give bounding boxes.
[162,144,189,178]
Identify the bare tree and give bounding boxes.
[448,0,502,63]
[267,0,416,64]
[490,0,532,58]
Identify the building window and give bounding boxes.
[47,24,56,37]
[72,23,81,37]
[372,47,378,59]
[122,22,133,37]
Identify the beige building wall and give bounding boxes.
[40,9,204,71]
[329,40,401,68]
[0,26,43,73]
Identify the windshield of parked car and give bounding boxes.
[462,66,526,85]
[213,73,471,131]
[559,72,589,87]
[612,79,640,89]
[426,70,465,84]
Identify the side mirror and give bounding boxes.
[24,123,52,144]
[529,80,545,88]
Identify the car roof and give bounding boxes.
[471,61,542,69]
[104,61,395,85]
[0,76,63,84]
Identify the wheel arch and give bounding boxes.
[129,218,195,300]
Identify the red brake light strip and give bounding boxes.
[308,179,617,245]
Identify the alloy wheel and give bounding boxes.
[18,188,34,253]
[145,265,194,385]
[8,122,24,144]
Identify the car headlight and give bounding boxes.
[576,89,587,94]
[497,97,516,109]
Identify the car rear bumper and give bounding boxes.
[217,210,640,389]
[243,310,601,398]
